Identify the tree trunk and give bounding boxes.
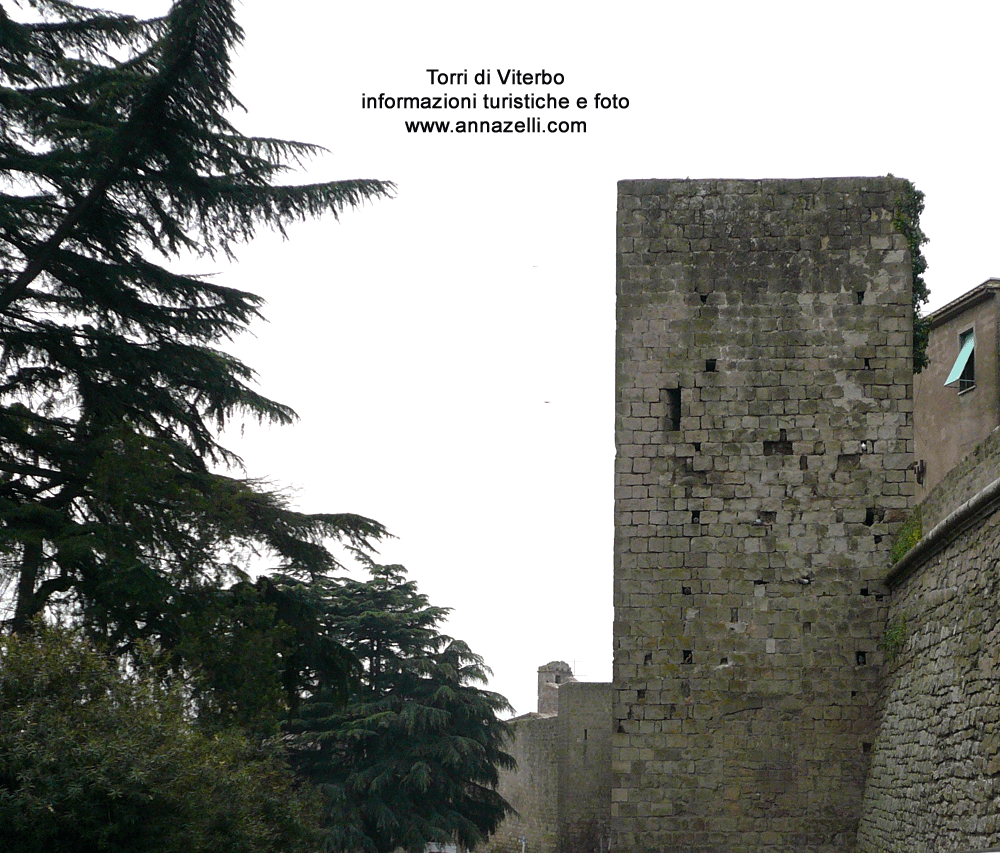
[11,540,43,633]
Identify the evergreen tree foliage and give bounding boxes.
[283,560,516,853]
[173,573,362,737]
[0,4,517,847]
[0,626,322,853]
[0,0,391,647]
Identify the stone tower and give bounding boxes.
[613,178,915,852]
[538,660,576,715]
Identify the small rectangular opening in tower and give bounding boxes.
[864,507,884,527]
[764,428,792,456]
[664,387,682,431]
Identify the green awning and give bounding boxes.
[944,333,975,385]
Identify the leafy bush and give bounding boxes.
[0,628,321,853]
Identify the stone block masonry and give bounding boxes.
[857,427,1000,853]
[482,677,612,853]
[614,178,916,852]
[486,713,560,853]
[558,682,613,853]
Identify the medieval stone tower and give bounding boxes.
[613,178,915,852]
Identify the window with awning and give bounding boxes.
[944,329,975,391]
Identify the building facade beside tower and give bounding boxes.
[912,278,1000,497]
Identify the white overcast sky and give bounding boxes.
[107,1,1000,715]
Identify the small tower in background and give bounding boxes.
[537,661,576,715]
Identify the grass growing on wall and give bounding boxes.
[879,616,908,663]
[890,505,923,564]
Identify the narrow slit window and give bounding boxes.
[945,329,975,391]
[664,387,682,431]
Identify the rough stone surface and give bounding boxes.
[857,428,1000,853]
[486,712,560,853]
[558,682,613,853]
[613,178,915,853]
[539,661,577,716]
[484,681,613,853]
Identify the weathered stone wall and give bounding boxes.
[539,661,577,716]
[483,680,612,853]
[557,682,613,853]
[486,713,560,853]
[614,178,915,852]
[857,431,1000,853]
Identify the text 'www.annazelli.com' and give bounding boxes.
[404,118,586,134]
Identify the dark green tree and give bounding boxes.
[0,0,391,653]
[282,561,516,853]
[0,5,517,847]
[891,178,931,372]
[0,626,322,853]
[173,573,361,738]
